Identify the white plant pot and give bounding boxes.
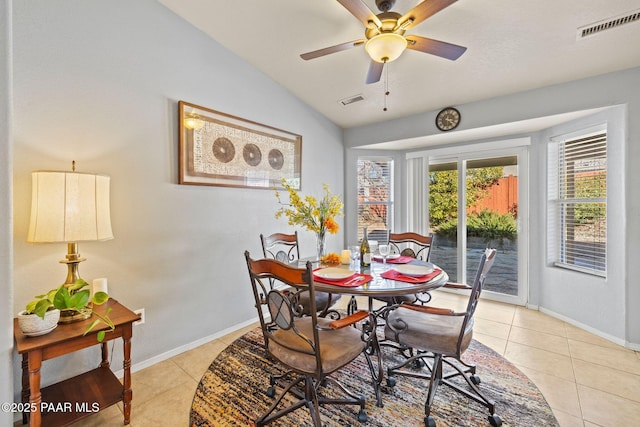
[18,308,60,336]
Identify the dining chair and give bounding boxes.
[260,232,300,263]
[373,231,435,307]
[260,232,341,316]
[244,251,369,426]
[389,231,434,261]
[384,248,501,427]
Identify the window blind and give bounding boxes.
[357,158,393,241]
[556,132,607,275]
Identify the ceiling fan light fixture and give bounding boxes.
[365,33,407,63]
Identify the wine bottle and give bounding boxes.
[360,227,371,268]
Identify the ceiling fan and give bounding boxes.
[300,0,467,84]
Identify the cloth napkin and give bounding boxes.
[372,255,414,264]
[313,272,374,287]
[380,268,442,284]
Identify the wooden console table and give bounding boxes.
[13,299,140,426]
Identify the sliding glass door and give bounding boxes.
[427,148,527,304]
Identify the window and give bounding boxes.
[549,129,607,276]
[357,158,393,241]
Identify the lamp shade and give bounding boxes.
[365,33,408,63]
[27,171,113,243]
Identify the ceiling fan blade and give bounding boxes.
[300,39,365,60]
[366,60,384,84]
[398,0,458,30]
[406,35,467,60]
[336,0,382,28]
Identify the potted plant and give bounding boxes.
[18,279,114,341]
[17,292,60,337]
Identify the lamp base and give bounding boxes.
[61,242,86,286]
[58,307,92,323]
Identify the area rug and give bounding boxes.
[191,328,558,426]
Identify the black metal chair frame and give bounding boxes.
[384,248,501,427]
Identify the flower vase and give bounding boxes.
[316,231,327,261]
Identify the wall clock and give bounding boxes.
[435,107,461,131]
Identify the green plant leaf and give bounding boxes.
[68,289,90,310]
[25,300,37,314]
[92,291,109,305]
[33,299,52,319]
[84,319,100,335]
[83,307,113,342]
[53,286,69,310]
[69,279,89,292]
[46,288,59,302]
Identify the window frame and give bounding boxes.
[356,157,394,241]
[548,125,607,277]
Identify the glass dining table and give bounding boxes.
[318,261,447,304]
[296,257,450,406]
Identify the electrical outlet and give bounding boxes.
[134,308,145,326]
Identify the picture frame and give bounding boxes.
[178,100,302,189]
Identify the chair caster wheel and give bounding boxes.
[386,376,396,387]
[424,415,436,427]
[266,386,276,398]
[357,409,367,423]
[470,374,481,385]
[413,358,425,369]
[488,414,502,426]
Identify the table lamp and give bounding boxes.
[27,164,113,296]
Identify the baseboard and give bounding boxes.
[625,341,640,351]
[538,306,631,348]
[112,314,261,379]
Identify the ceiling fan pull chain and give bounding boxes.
[383,59,389,112]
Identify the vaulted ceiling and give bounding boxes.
[159,0,640,129]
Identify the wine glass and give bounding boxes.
[349,245,360,269]
[379,244,390,264]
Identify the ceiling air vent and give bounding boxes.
[577,8,640,40]
[339,94,365,106]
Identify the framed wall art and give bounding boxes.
[178,100,302,189]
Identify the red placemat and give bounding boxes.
[313,272,373,287]
[380,268,442,284]
[373,255,414,264]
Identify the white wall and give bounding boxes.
[538,108,626,343]
[345,68,640,347]
[1,1,14,424]
[10,0,343,398]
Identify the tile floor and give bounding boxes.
[33,290,640,426]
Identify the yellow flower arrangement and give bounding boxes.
[275,180,343,234]
[274,180,343,258]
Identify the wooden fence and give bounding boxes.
[469,175,518,216]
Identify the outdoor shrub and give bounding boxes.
[436,209,517,242]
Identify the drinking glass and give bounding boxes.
[379,244,390,264]
[349,245,360,268]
